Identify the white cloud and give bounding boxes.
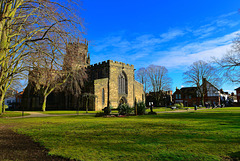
[191,11,239,38]
[160,29,185,42]
[90,10,240,70]
[153,31,240,68]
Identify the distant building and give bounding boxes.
[146,90,172,107]
[173,78,221,106]
[4,89,17,108]
[173,87,199,107]
[22,42,144,111]
[235,87,240,103]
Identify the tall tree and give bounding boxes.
[135,67,149,92]
[28,45,68,112]
[146,65,172,105]
[0,0,84,114]
[146,65,172,92]
[183,60,220,105]
[28,40,88,111]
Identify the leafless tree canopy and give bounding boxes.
[183,60,221,104]
[135,67,148,92]
[183,60,220,88]
[214,34,240,83]
[146,65,172,92]
[136,65,172,93]
[0,0,85,113]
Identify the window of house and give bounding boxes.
[189,95,191,99]
[176,94,178,99]
[118,72,128,94]
[179,94,181,99]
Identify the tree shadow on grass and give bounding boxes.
[228,151,240,161]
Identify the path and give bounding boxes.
[156,108,202,113]
[10,111,96,119]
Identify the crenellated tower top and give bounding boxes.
[64,41,90,70]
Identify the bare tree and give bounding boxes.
[28,39,88,111]
[147,65,172,92]
[82,93,96,113]
[146,65,172,105]
[183,60,220,105]
[135,67,149,92]
[28,48,69,112]
[214,35,240,83]
[0,0,84,114]
[63,65,88,110]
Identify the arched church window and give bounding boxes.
[102,88,105,105]
[118,72,128,94]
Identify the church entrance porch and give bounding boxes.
[119,97,127,106]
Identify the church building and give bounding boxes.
[21,42,144,111]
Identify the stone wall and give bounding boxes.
[22,59,145,111]
[134,80,144,103]
[87,61,109,80]
[93,78,108,111]
[108,60,135,108]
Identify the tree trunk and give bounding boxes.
[42,95,47,112]
[0,93,4,115]
[86,97,88,113]
[201,93,205,106]
[134,98,137,116]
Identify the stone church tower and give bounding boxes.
[63,41,90,70]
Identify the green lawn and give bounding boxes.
[1,107,240,161]
[0,111,30,117]
[146,107,173,112]
[38,106,203,115]
[40,110,97,115]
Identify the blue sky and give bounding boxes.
[80,0,240,93]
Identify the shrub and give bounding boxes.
[117,104,132,115]
[137,102,146,115]
[103,107,111,115]
[148,111,157,115]
[95,112,105,117]
[174,103,184,109]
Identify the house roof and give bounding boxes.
[203,79,219,90]
[173,87,197,95]
[235,87,240,90]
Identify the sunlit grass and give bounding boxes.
[0,111,30,117]
[0,107,239,161]
[40,110,97,114]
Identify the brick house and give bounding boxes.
[173,78,221,107]
[145,90,172,107]
[235,87,240,103]
[173,87,200,107]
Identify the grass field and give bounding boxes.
[0,111,30,117]
[0,107,240,161]
[40,110,97,115]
